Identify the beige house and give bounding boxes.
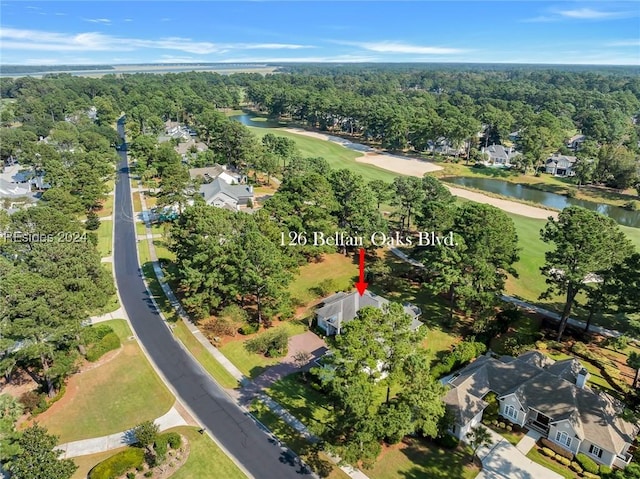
[444,351,638,469]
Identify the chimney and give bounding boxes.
[576,368,589,389]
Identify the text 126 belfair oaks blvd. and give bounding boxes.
[281,231,457,247]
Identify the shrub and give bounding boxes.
[542,447,557,458]
[239,323,259,335]
[81,324,115,344]
[126,473,135,479]
[583,473,600,479]
[539,437,574,459]
[165,432,182,449]
[576,453,599,474]
[86,332,121,362]
[570,462,583,474]
[88,448,145,479]
[623,201,638,211]
[491,419,498,426]
[558,457,571,466]
[434,434,459,449]
[19,390,46,413]
[506,425,513,432]
[315,278,337,297]
[547,341,563,351]
[599,465,612,475]
[482,419,490,426]
[245,328,289,357]
[498,422,506,429]
[144,471,153,477]
[220,304,249,324]
[154,434,168,460]
[85,211,101,230]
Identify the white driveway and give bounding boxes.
[475,428,563,479]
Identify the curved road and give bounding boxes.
[113,124,310,479]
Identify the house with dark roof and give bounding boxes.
[444,351,638,469]
[199,177,253,211]
[189,165,244,185]
[316,290,422,335]
[480,144,521,167]
[545,153,577,177]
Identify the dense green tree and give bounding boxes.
[133,420,159,454]
[466,425,492,463]
[540,207,634,340]
[157,162,190,214]
[391,176,425,233]
[8,424,77,479]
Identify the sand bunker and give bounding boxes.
[355,152,443,176]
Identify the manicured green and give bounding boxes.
[169,426,247,479]
[526,448,577,479]
[246,126,400,183]
[219,321,307,378]
[266,374,333,435]
[95,219,112,257]
[365,438,479,479]
[39,320,174,442]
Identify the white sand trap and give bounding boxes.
[447,186,558,220]
[355,151,443,176]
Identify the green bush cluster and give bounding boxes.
[431,341,487,378]
[81,324,115,344]
[540,437,574,459]
[239,323,259,335]
[583,472,601,479]
[19,390,47,413]
[542,447,557,458]
[154,435,168,460]
[88,448,145,479]
[165,432,182,449]
[245,328,289,357]
[86,332,121,362]
[558,457,571,466]
[576,453,600,474]
[599,465,612,475]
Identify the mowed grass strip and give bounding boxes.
[95,219,113,257]
[38,320,174,442]
[167,426,247,479]
[246,126,400,183]
[97,194,114,218]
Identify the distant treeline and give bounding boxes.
[1,65,115,74]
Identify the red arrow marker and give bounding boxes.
[355,248,368,296]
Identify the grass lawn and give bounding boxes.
[365,438,479,479]
[173,320,239,389]
[546,349,619,394]
[95,220,113,257]
[97,194,113,218]
[250,401,349,479]
[38,319,174,442]
[154,239,176,262]
[132,192,142,212]
[218,321,308,379]
[70,448,128,479]
[288,253,358,309]
[135,221,167,236]
[145,195,158,208]
[422,327,460,360]
[266,373,333,436]
[246,126,400,183]
[168,426,247,479]
[526,447,577,479]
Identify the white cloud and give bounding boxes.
[0,27,314,55]
[55,13,67,16]
[218,54,378,63]
[337,41,466,55]
[123,18,133,22]
[557,8,632,20]
[83,18,111,24]
[606,39,640,47]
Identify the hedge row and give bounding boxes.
[88,448,144,479]
[431,341,487,379]
[540,437,574,459]
[576,453,599,474]
[86,332,121,362]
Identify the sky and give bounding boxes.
[0,1,639,66]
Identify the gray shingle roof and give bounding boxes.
[446,352,638,454]
[199,178,253,205]
[316,290,422,331]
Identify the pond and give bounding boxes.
[443,176,640,228]
[230,114,285,128]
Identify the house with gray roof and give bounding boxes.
[444,351,638,469]
[189,165,244,185]
[566,134,586,151]
[480,144,521,167]
[316,290,422,335]
[199,177,253,211]
[546,153,577,177]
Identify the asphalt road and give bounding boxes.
[112,126,311,478]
